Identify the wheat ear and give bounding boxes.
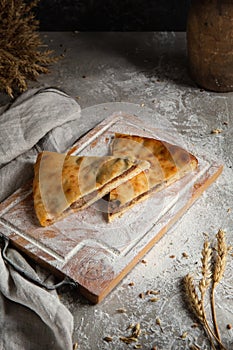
[183,274,218,350]
[199,240,212,298]
[211,229,228,342]
[184,274,204,321]
[184,256,228,350]
[198,240,216,346]
[197,241,222,346]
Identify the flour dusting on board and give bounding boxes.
[0,112,223,303]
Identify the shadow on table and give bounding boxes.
[82,32,196,89]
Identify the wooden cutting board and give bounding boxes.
[0,113,223,303]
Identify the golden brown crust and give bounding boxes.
[108,133,198,221]
[33,151,149,226]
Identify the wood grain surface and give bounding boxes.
[0,113,223,303]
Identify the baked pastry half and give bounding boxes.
[108,133,198,222]
[33,151,150,226]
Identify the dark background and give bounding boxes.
[37,0,191,31]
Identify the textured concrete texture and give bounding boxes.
[1,33,233,349]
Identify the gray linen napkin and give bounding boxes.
[0,87,82,202]
[0,87,84,350]
[0,248,74,350]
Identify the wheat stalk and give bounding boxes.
[184,230,230,350]
[184,274,218,350]
[211,229,228,343]
[0,0,59,97]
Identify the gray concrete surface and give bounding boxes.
[1,32,232,350]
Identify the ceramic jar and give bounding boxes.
[187,0,233,92]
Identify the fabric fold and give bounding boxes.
[0,247,74,350]
[0,87,81,202]
[0,87,81,166]
[0,87,84,350]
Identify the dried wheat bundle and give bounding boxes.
[184,229,230,350]
[0,0,57,97]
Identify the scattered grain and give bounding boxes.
[141,259,147,264]
[181,331,188,339]
[191,323,199,328]
[227,324,232,330]
[182,252,189,258]
[150,290,160,295]
[149,297,159,302]
[139,292,145,299]
[169,255,176,259]
[132,323,141,338]
[126,324,135,330]
[211,128,222,134]
[194,183,201,190]
[155,318,164,333]
[129,282,135,287]
[120,336,138,344]
[116,308,127,313]
[103,336,113,342]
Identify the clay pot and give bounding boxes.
[187,0,233,92]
